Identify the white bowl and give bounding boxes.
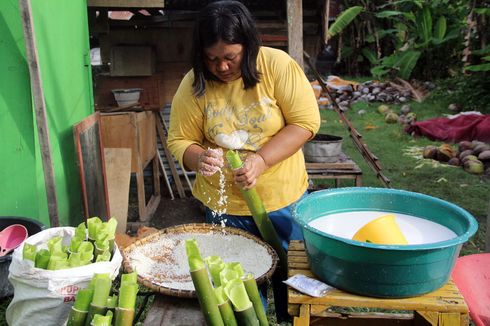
[112,88,143,107]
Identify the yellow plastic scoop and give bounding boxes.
[352,214,408,245]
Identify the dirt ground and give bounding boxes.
[126,181,207,232]
[150,195,206,229]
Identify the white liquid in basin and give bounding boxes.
[308,211,457,244]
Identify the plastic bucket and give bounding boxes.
[0,217,45,298]
[292,187,478,298]
[352,214,408,245]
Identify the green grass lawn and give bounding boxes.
[318,96,489,254]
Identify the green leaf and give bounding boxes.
[375,10,403,18]
[327,6,363,39]
[416,6,432,46]
[370,65,392,78]
[403,12,416,22]
[396,50,421,80]
[465,63,490,72]
[362,48,378,64]
[483,56,490,62]
[433,16,447,40]
[474,8,490,16]
[473,45,490,56]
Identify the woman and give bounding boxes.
[167,1,320,319]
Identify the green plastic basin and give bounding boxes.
[292,187,478,298]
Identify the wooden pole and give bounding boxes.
[287,0,304,68]
[19,0,60,226]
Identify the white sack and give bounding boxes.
[6,227,122,326]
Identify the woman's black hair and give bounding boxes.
[191,1,261,97]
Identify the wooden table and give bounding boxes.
[306,154,362,188]
[288,241,469,326]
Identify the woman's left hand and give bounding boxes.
[231,153,268,190]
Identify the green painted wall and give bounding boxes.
[0,0,94,226]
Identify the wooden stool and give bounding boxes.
[306,154,362,188]
[288,241,469,326]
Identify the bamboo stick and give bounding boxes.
[114,308,135,326]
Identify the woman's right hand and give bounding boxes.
[198,148,224,176]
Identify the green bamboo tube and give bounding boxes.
[69,252,82,267]
[114,307,135,326]
[23,243,37,262]
[206,256,225,287]
[227,262,244,277]
[121,272,137,284]
[92,275,112,306]
[95,249,111,262]
[235,307,260,326]
[185,239,202,260]
[88,273,110,291]
[70,236,83,253]
[225,150,288,273]
[67,307,88,326]
[34,249,50,269]
[224,279,259,326]
[47,252,68,270]
[85,304,107,326]
[47,236,63,254]
[95,240,109,260]
[75,288,94,311]
[79,241,94,262]
[219,267,239,287]
[118,283,138,309]
[90,310,113,326]
[186,240,224,326]
[214,287,238,326]
[75,222,87,240]
[242,274,268,326]
[106,294,118,312]
[87,217,102,240]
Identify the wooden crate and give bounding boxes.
[288,241,469,326]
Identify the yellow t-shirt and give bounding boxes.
[168,46,320,215]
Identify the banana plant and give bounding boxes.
[369,1,463,80]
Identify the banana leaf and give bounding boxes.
[327,6,363,40]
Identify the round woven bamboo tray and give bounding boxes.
[122,223,278,298]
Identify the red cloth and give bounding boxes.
[406,114,490,143]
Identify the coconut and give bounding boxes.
[459,149,474,161]
[473,144,490,156]
[385,112,399,124]
[377,105,390,115]
[478,150,490,161]
[462,155,479,163]
[458,141,474,153]
[448,157,461,166]
[400,104,411,115]
[464,159,484,175]
[437,144,455,162]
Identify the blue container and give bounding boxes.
[292,188,478,298]
[0,216,45,298]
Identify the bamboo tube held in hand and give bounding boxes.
[225,150,288,272]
